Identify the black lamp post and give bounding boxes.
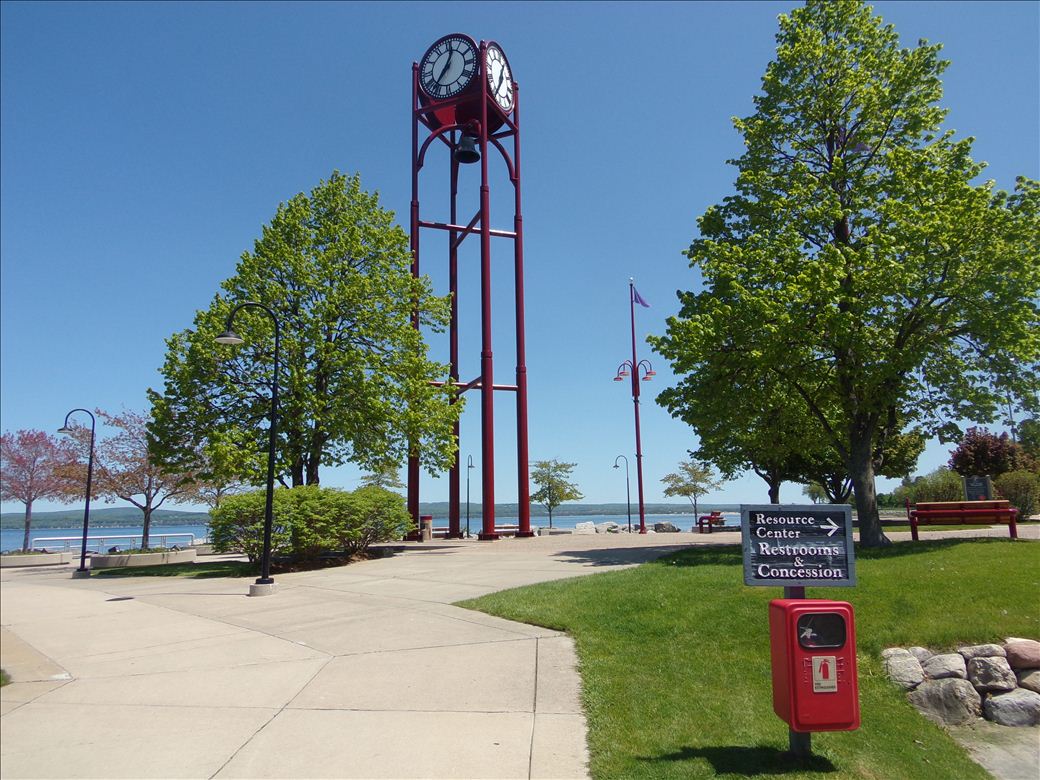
[58,409,95,576]
[216,302,280,595]
[613,454,632,533]
[466,455,474,538]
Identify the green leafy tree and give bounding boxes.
[802,482,828,504]
[150,172,461,488]
[660,459,722,519]
[1017,418,1040,462]
[530,460,583,528]
[652,0,1040,546]
[658,364,817,503]
[359,464,405,492]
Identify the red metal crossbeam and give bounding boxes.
[418,219,516,241]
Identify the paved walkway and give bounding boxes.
[1,525,1035,779]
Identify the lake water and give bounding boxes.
[2,524,212,554]
[2,512,740,553]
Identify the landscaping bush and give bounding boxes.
[893,467,964,504]
[995,469,1040,519]
[209,489,295,562]
[209,485,413,562]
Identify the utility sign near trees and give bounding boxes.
[741,505,856,587]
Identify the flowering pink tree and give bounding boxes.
[0,430,80,551]
[93,409,197,549]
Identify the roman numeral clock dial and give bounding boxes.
[419,34,478,100]
[485,43,514,112]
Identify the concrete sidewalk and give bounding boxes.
[0,533,704,779]
[1,526,1035,779]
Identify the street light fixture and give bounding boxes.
[613,359,653,534]
[58,409,95,578]
[613,455,632,533]
[216,301,280,597]
[612,278,653,535]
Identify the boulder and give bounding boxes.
[967,656,1017,693]
[1015,669,1040,694]
[983,689,1040,727]
[908,646,934,663]
[594,522,620,534]
[653,522,680,533]
[1004,639,1040,670]
[922,653,967,680]
[885,655,924,690]
[882,647,912,660]
[958,643,1005,660]
[573,521,596,535]
[907,679,982,726]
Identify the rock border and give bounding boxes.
[884,638,1040,727]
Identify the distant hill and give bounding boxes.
[2,501,736,530]
[1,507,211,529]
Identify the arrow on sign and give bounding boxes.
[821,518,840,537]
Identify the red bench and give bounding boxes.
[697,512,726,534]
[905,499,1018,541]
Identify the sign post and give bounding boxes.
[742,504,857,757]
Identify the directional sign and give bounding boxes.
[741,504,856,587]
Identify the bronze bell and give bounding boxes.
[454,134,480,164]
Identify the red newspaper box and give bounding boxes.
[769,599,860,732]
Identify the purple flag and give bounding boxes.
[632,286,650,308]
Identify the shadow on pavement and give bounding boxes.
[550,544,706,567]
[638,744,837,776]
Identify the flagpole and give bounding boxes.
[629,278,647,534]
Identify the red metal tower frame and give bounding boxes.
[407,38,532,541]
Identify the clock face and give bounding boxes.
[484,43,514,111]
[419,34,478,100]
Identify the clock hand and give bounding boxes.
[437,46,454,83]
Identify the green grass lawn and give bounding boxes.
[461,538,1039,779]
[92,561,256,578]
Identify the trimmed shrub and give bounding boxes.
[209,485,414,562]
[893,468,964,504]
[209,489,295,562]
[995,470,1040,519]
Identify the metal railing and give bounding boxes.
[30,533,197,553]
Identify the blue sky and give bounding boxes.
[2,1,1037,514]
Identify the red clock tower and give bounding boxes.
[408,34,532,540]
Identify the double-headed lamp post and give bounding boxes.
[613,359,654,534]
[613,455,632,533]
[58,409,95,577]
[216,302,280,597]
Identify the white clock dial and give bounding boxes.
[484,44,514,111]
[419,34,478,100]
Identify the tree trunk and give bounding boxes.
[849,431,888,546]
[755,469,782,503]
[22,501,32,552]
[141,506,152,550]
[548,506,553,529]
[306,456,320,486]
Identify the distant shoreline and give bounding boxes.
[1,502,732,530]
